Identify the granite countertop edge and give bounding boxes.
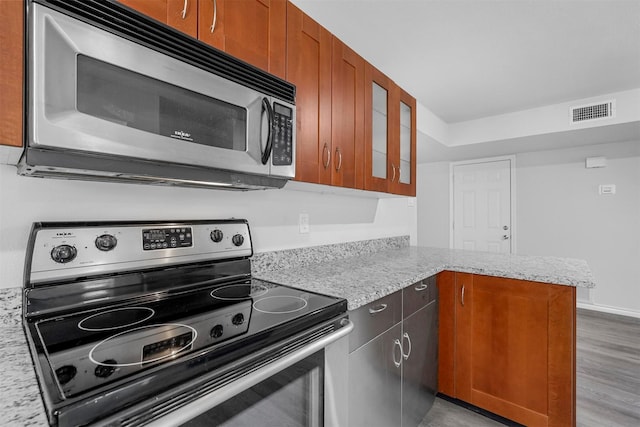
[254,246,596,311]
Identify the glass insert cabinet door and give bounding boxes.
[399,101,412,185]
[372,82,389,179]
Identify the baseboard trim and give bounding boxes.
[577,302,640,320]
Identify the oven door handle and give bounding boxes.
[144,318,354,427]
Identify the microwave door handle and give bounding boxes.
[261,97,274,165]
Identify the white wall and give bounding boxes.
[416,161,450,248]
[0,163,417,289]
[416,140,640,317]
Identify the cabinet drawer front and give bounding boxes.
[403,276,436,317]
[348,290,402,353]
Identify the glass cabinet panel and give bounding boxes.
[399,101,412,184]
[372,82,388,179]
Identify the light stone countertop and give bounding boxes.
[0,243,594,425]
[0,288,48,426]
[255,246,595,311]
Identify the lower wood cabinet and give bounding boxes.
[437,271,576,427]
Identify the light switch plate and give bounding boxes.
[599,184,616,195]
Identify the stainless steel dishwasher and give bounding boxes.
[347,276,438,427]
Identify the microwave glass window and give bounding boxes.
[76,55,247,151]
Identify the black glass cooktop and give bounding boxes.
[31,279,346,398]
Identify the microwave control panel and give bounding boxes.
[272,103,293,166]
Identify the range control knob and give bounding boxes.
[231,234,244,247]
[210,324,224,339]
[94,360,117,378]
[232,313,245,326]
[95,234,118,251]
[210,229,224,243]
[51,245,77,264]
[55,365,77,385]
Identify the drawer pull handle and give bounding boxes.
[402,332,412,360]
[414,283,428,292]
[368,303,387,315]
[461,285,465,306]
[393,339,402,368]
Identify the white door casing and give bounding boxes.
[450,157,515,254]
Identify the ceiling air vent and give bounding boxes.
[570,100,615,124]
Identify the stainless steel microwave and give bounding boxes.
[19,0,296,190]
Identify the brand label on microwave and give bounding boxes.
[170,130,194,142]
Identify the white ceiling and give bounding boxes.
[290,0,640,161]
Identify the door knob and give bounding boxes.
[503,225,509,230]
[502,235,510,240]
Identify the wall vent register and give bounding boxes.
[570,100,615,124]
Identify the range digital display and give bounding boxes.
[142,227,192,250]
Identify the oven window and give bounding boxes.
[182,351,324,427]
[76,55,247,150]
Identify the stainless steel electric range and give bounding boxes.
[22,220,350,426]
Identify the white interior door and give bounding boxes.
[452,158,513,253]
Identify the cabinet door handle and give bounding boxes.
[368,303,387,315]
[414,283,428,292]
[402,332,412,360]
[393,339,402,368]
[391,163,397,182]
[335,147,342,171]
[461,285,465,306]
[181,0,188,19]
[209,0,218,33]
[322,142,331,169]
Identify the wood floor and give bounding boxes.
[419,308,640,427]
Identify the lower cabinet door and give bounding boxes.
[348,323,402,427]
[402,302,438,427]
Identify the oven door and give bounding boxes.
[29,4,293,177]
[182,351,324,427]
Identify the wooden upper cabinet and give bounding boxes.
[331,37,365,190]
[364,64,416,196]
[286,3,332,185]
[117,0,198,37]
[287,8,365,191]
[199,0,286,78]
[0,0,24,147]
[439,272,577,427]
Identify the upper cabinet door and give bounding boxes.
[364,64,393,193]
[117,0,198,37]
[199,0,286,78]
[286,3,332,186]
[331,37,365,190]
[391,88,416,196]
[0,0,24,147]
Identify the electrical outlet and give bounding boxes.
[299,213,309,234]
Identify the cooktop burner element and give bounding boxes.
[78,307,155,331]
[253,295,309,314]
[22,220,348,427]
[210,283,268,300]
